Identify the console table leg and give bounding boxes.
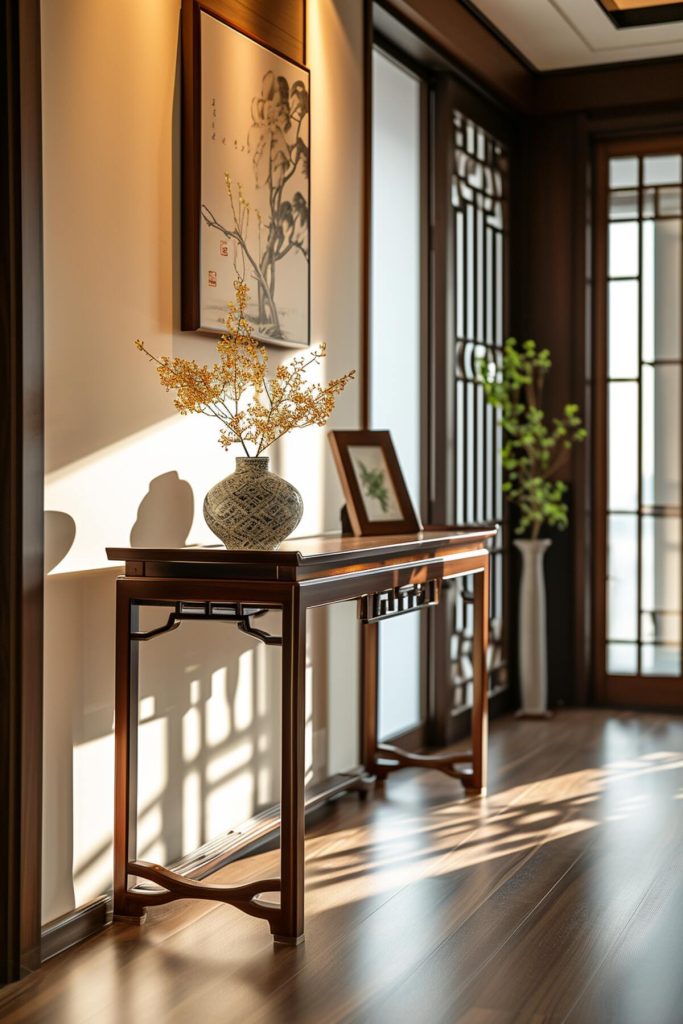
[273,589,306,946]
[361,621,380,778]
[113,590,144,920]
[471,563,490,796]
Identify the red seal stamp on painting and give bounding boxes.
[208,270,217,287]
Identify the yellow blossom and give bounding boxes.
[136,279,355,456]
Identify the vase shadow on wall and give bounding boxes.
[130,470,194,548]
[44,509,77,574]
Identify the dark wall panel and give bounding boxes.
[538,57,683,116]
[0,0,44,983]
[513,110,596,707]
[209,0,305,62]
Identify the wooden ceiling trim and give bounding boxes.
[377,0,533,108]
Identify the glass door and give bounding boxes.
[370,44,428,743]
[595,136,683,708]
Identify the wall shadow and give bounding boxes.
[130,471,194,548]
[44,510,77,574]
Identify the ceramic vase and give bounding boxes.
[514,538,552,717]
[203,457,303,550]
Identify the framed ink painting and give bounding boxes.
[182,2,310,348]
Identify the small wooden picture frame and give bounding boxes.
[328,430,422,536]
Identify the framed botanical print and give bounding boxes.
[329,430,422,537]
[181,1,310,348]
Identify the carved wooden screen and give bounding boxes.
[449,110,509,713]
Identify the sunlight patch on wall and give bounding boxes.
[183,771,202,852]
[138,716,168,809]
[183,704,202,763]
[138,803,164,864]
[206,762,255,840]
[234,650,255,732]
[72,733,114,907]
[206,667,231,747]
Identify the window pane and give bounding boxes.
[641,645,681,676]
[642,365,680,509]
[609,222,639,278]
[607,643,638,675]
[642,219,681,362]
[643,154,682,187]
[641,516,682,620]
[609,190,639,221]
[608,279,639,379]
[607,514,638,641]
[658,187,682,218]
[609,157,639,189]
[641,610,681,645]
[608,382,639,510]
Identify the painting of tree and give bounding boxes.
[198,12,310,347]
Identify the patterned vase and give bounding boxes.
[203,456,303,550]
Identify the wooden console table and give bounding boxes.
[107,527,495,945]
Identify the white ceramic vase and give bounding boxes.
[514,538,552,717]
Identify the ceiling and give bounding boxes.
[466,0,683,70]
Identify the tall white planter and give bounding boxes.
[514,538,552,717]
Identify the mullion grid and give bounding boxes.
[606,148,683,678]
[451,113,508,708]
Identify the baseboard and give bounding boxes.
[40,896,111,963]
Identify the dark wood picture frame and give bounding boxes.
[181,0,311,348]
[329,430,422,536]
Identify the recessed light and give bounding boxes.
[596,0,683,28]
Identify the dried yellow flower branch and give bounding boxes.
[136,279,355,457]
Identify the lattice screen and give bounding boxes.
[449,110,509,709]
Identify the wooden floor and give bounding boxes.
[3,709,683,1023]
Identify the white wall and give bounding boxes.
[41,0,364,923]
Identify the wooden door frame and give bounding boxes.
[592,131,683,711]
[0,0,44,985]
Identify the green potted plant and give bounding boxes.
[479,338,586,716]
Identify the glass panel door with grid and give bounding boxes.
[595,137,683,708]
